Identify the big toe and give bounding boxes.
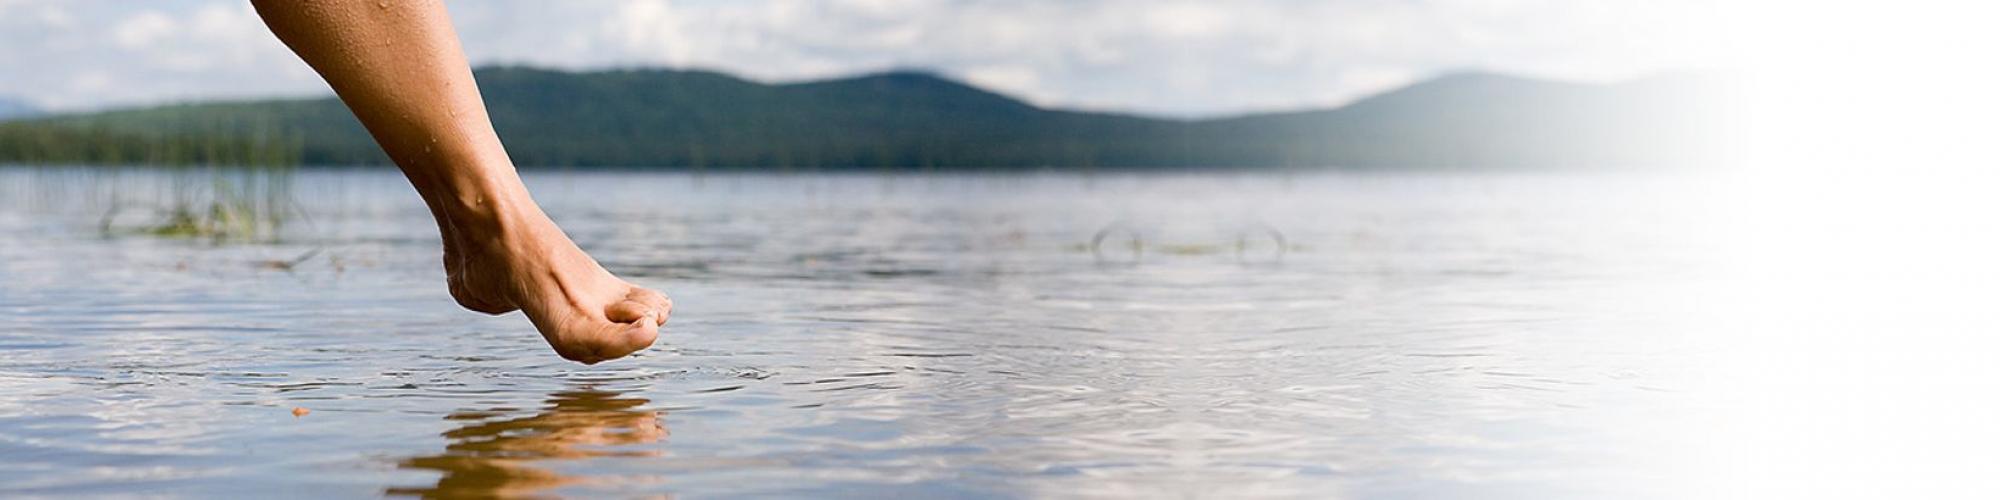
[581,318,660,364]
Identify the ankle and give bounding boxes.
[438,201,531,260]
[410,150,528,229]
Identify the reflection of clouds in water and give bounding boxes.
[388,388,665,498]
[1,171,1722,497]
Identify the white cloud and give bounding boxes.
[1141,2,1233,39]
[960,64,1043,98]
[112,11,177,49]
[0,0,1731,116]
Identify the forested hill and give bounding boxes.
[0,67,1736,169]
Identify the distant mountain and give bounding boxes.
[1186,72,1742,168]
[0,96,40,121]
[0,67,1737,169]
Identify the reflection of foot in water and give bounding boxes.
[249,1,670,364]
[387,389,666,498]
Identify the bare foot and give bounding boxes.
[250,0,668,364]
[439,196,670,364]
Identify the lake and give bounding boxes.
[0,167,1727,498]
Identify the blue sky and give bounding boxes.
[0,0,1730,117]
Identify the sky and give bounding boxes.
[0,0,1732,117]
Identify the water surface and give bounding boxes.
[0,168,1722,498]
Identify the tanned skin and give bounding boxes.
[252,0,669,363]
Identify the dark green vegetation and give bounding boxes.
[0,67,1736,169]
[0,123,302,167]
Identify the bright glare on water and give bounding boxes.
[0,168,1727,498]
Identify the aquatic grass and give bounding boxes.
[139,165,299,241]
[2,115,307,242]
[51,162,309,243]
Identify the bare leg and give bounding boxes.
[252,0,668,364]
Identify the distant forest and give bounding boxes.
[0,67,1738,170]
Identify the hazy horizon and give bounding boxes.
[0,0,1733,117]
[0,63,1729,122]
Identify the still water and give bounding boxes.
[0,168,1724,498]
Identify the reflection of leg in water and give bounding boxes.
[387,389,666,498]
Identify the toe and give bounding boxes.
[632,287,672,316]
[552,288,667,365]
[608,287,672,324]
[582,316,659,362]
[550,317,658,365]
[605,299,651,324]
